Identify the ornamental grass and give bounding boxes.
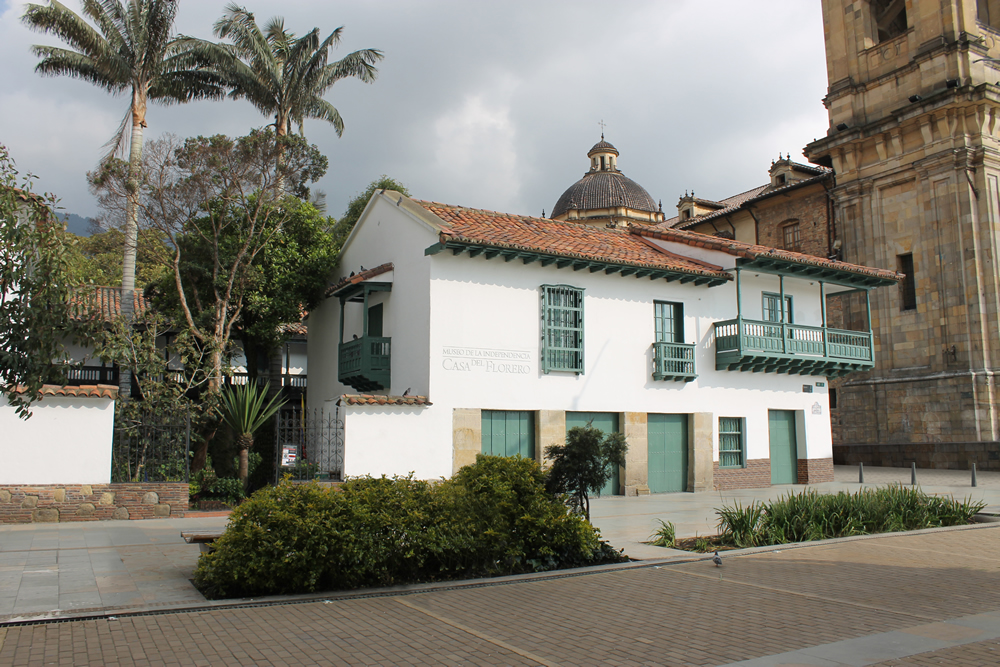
[716,485,985,549]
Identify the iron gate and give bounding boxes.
[274,407,344,482]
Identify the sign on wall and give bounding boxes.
[441,346,532,375]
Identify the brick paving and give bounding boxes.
[1,525,998,666]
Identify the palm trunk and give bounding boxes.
[237,433,254,487]
[119,99,145,401]
[275,114,287,194]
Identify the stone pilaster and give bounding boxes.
[536,410,566,467]
[452,408,482,475]
[623,412,649,496]
[690,412,714,492]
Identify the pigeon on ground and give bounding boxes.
[712,551,722,567]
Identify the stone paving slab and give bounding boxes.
[0,525,997,666]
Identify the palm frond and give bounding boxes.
[302,98,344,136]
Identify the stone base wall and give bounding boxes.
[834,442,1000,471]
[0,483,188,524]
[797,457,834,484]
[713,459,771,490]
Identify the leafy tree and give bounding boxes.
[545,424,628,521]
[184,4,382,157]
[0,145,89,418]
[334,175,409,246]
[90,129,327,470]
[64,227,172,289]
[217,382,285,487]
[22,0,225,346]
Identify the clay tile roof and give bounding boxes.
[666,167,834,231]
[325,263,394,298]
[15,384,119,398]
[279,322,308,336]
[635,226,903,282]
[414,201,731,282]
[340,394,432,406]
[68,286,149,323]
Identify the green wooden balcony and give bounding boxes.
[338,336,391,392]
[714,317,873,377]
[652,342,697,382]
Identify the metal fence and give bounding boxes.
[112,408,191,483]
[275,407,344,482]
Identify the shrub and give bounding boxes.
[194,455,627,599]
[715,485,985,548]
[546,425,628,520]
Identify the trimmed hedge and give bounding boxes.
[194,455,626,599]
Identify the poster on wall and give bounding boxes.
[281,445,298,467]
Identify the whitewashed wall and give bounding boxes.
[310,197,838,480]
[0,396,115,484]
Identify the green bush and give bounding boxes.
[716,485,985,548]
[194,455,627,599]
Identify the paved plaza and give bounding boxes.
[0,466,999,665]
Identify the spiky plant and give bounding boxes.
[218,381,286,487]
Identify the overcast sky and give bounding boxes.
[0,0,830,223]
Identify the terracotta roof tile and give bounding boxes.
[667,167,833,230]
[14,384,119,399]
[325,263,394,298]
[340,394,432,406]
[69,286,149,323]
[636,227,902,282]
[279,322,308,336]
[414,201,732,281]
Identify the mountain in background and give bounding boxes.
[59,213,99,237]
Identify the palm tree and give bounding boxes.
[22,0,224,396]
[189,4,382,144]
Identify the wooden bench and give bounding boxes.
[181,530,224,554]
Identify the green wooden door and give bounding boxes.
[768,410,798,484]
[648,414,688,493]
[481,411,534,458]
[566,412,621,496]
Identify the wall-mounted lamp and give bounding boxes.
[946,79,959,88]
[908,94,922,103]
[836,123,850,131]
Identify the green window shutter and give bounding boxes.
[481,411,535,458]
[719,417,745,468]
[655,301,683,343]
[541,285,584,374]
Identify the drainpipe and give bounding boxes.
[745,205,761,245]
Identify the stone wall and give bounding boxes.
[834,443,1000,471]
[752,186,831,259]
[797,457,835,484]
[713,459,771,490]
[0,483,188,524]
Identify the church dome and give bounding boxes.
[551,137,658,220]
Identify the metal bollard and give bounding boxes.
[859,462,864,484]
[972,462,978,488]
[911,462,917,486]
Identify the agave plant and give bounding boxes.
[218,382,286,487]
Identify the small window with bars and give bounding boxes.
[719,417,745,468]
[541,285,584,374]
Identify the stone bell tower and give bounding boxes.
[804,0,1000,466]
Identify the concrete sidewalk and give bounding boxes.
[1,465,997,622]
[1,524,998,666]
[589,464,1000,559]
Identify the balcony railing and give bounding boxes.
[226,372,307,389]
[67,365,118,385]
[714,317,874,376]
[338,335,391,392]
[652,342,697,382]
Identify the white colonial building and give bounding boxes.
[307,190,899,492]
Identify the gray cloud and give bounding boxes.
[0,0,829,222]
